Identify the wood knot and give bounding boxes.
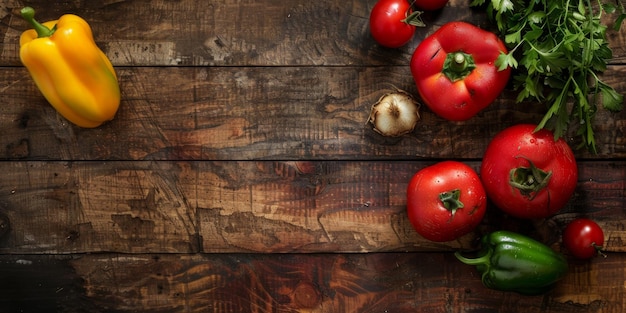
[293,281,320,309]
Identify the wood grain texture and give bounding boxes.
[1,253,624,313]
[2,0,625,67]
[0,160,622,254]
[1,65,625,160]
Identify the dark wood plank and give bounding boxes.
[2,66,625,160]
[2,0,625,67]
[0,160,622,254]
[0,252,623,313]
[0,255,99,313]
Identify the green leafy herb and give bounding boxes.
[472,0,625,153]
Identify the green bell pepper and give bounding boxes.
[455,230,569,295]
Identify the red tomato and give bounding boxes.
[563,218,605,259]
[369,0,417,48]
[406,161,487,242]
[480,124,578,219]
[414,0,449,10]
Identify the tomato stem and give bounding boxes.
[402,10,425,27]
[592,242,608,258]
[439,189,464,216]
[509,157,552,200]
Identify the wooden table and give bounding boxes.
[1,0,625,312]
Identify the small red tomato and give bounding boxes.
[369,0,421,48]
[406,161,487,242]
[563,218,605,259]
[414,0,449,10]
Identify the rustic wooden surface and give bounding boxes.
[0,0,625,312]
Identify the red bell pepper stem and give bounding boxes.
[443,52,477,82]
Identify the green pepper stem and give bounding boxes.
[21,7,55,38]
[454,250,491,265]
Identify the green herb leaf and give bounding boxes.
[477,0,624,153]
[505,30,522,44]
[496,52,518,70]
[523,26,543,42]
[528,11,546,24]
[599,82,625,112]
[614,13,626,30]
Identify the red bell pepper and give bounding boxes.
[410,21,511,121]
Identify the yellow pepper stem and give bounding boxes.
[21,7,56,38]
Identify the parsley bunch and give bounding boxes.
[472,0,625,152]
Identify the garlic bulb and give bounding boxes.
[368,90,421,137]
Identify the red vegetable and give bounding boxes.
[369,0,424,48]
[563,218,605,259]
[480,124,578,219]
[410,21,511,121]
[406,161,487,242]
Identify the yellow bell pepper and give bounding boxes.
[19,7,120,128]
